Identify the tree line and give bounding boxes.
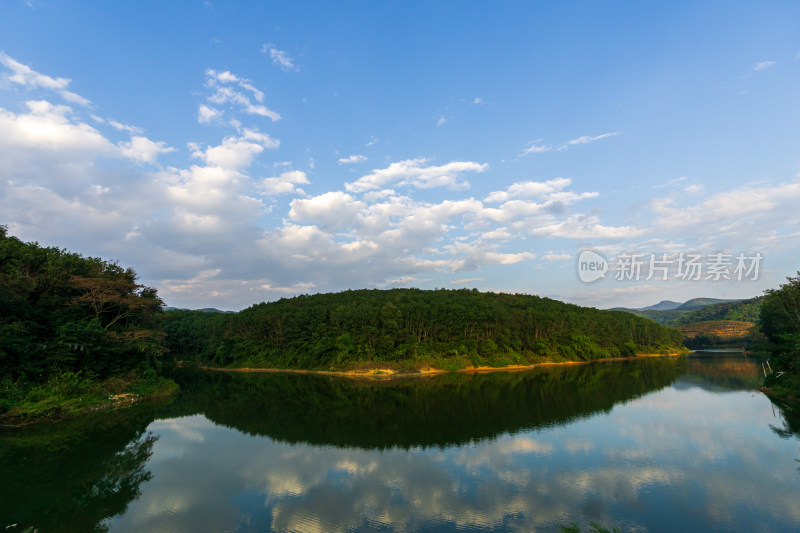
[0,226,170,420]
[760,272,800,395]
[161,288,684,370]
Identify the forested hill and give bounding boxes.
[612,297,761,326]
[162,289,684,370]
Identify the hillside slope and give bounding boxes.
[162,289,684,371]
[612,297,761,327]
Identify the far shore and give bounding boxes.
[196,352,684,380]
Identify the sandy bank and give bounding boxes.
[199,353,683,380]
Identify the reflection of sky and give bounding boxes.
[105,386,800,533]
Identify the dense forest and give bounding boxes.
[162,289,684,370]
[613,298,761,326]
[614,297,764,349]
[670,298,762,326]
[0,226,174,421]
[760,272,800,397]
[1,227,685,422]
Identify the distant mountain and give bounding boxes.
[610,297,757,326]
[642,300,682,311]
[670,297,761,326]
[675,298,743,311]
[164,306,236,314]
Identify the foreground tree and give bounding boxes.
[0,225,166,381]
[760,272,800,376]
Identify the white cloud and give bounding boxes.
[191,129,278,169]
[261,45,298,72]
[451,277,484,285]
[338,154,367,165]
[345,158,487,193]
[118,136,175,164]
[562,132,620,148]
[650,178,800,251]
[485,177,573,203]
[528,214,645,240]
[0,52,92,107]
[542,251,571,262]
[108,119,143,134]
[198,104,222,124]
[245,104,281,121]
[17,55,789,311]
[0,72,614,310]
[262,170,309,196]
[437,116,447,127]
[521,140,551,156]
[0,100,112,154]
[289,191,364,229]
[473,97,485,105]
[203,68,281,122]
[521,133,620,156]
[754,61,776,71]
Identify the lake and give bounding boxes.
[2,354,799,532]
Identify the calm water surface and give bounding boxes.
[2,355,799,532]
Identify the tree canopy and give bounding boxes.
[162,288,684,370]
[0,226,166,381]
[760,272,800,376]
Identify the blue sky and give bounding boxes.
[2,1,800,310]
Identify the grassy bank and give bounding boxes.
[762,371,800,402]
[0,371,178,426]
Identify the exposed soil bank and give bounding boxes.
[198,353,684,380]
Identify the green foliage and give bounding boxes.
[0,226,176,422]
[0,226,167,381]
[615,298,761,326]
[670,297,762,326]
[1,370,178,422]
[162,288,684,370]
[760,272,800,378]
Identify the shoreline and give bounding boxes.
[198,352,684,380]
[0,383,179,429]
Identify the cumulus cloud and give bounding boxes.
[10,55,794,311]
[0,100,113,156]
[118,136,175,164]
[485,177,573,203]
[262,170,309,196]
[649,178,800,252]
[289,191,364,229]
[190,128,278,169]
[345,158,487,193]
[528,214,645,240]
[198,104,222,124]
